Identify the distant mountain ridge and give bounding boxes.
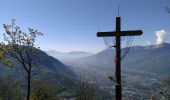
[68,43,170,74]
[46,50,92,60]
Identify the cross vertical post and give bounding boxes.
[115,17,121,100]
[96,16,143,100]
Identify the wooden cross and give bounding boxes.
[97,17,143,100]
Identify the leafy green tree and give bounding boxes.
[0,76,23,100]
[75,76,113,100]
[0,42,11,66]
[1,19,43,100]
[159,77,170,99]
[75,78,97,100]
[31,80,57,100]
[151,77,170,100]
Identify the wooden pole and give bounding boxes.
[115,17,121,100]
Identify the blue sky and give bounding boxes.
[0,0,170,53]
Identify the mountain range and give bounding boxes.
[56,43,170,99]
[46,50,92,61]
[63,43,170,74]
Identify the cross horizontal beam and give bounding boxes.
[97,30,143,37]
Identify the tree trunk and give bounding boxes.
[26,70,31,100]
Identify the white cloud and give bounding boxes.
[155,30,168,44]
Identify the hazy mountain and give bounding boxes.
[122,43,170,74]
[46,50,92,61]
[82,48,115,66]
[72,43,170,74]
